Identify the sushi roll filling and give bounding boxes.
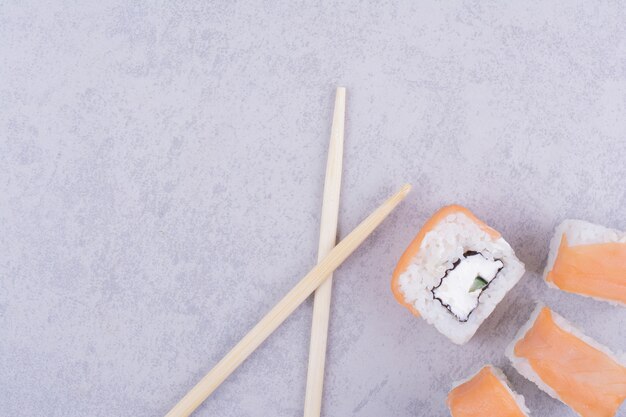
[432,251,504,322]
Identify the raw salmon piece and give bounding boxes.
[544,220,626,306]
[547,235,626,305]
[448,366,529,417]
[511,307,626,417]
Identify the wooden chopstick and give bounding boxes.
[303,87,345,417]
[165,184,411,417]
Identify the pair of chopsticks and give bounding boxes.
[165,89,411,417]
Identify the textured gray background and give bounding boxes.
[1,1,625,416]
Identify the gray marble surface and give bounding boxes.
[1,1,625,416]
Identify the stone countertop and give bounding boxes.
[1,1,625,416]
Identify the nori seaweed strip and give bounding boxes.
[431,251,504,322]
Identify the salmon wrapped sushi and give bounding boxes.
[507,305,626,417]
[391,205,525,344]
[447,365,530,417]
[544,220,626,306]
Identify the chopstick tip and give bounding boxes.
[400,183,412,196]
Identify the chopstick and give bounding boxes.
[303,87,345,417]
[165,184,411,417]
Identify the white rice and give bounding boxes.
[397,211,525,345]
[450,365,530,416]
[543,219,626,306]
[506,304,626,415]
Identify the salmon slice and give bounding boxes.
[511,307,626,417]
[391,205,501,317]
[448,366,529,417]
[546,235,626,305]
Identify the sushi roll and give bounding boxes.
[507,305,626,417]
[544,219,626,306]
[447,365,530,417]
[391,205,525,344]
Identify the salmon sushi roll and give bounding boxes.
[544,220,626,306]
[391,205,525,344]
[447,365,530,417]
[507,305,626,417]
